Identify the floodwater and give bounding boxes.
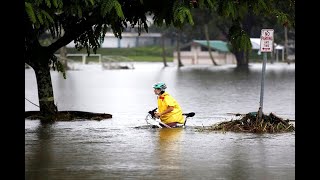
[25,62,295,180]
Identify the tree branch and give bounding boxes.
[47,12,101,54]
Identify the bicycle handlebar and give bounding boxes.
[148,108,158,118]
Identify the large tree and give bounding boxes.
[25,0,195,122]
[224,0,295,67]
[151,0,295,67]
[25,0,294,122]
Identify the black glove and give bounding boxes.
[148,108,158,118]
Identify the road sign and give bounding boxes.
[260,29,274,52]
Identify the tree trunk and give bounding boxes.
[161,34,168,67]
[204,24,218,65]
[284,26,290,64]
[245,50,249,65]
[32,62,58,120]
[238,11,254,67]
[177,30,183,67]
[59,46,69,70]
[234,51,248,68]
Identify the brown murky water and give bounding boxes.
[25,62,295,180]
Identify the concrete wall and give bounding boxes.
[173,44,236,65]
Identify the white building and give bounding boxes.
[250,38,285,62]
[173,40,237,65]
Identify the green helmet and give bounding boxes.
[153,82,167,91]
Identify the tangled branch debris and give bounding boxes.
[201,112,295,133]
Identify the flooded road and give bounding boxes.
[25,62,295,179]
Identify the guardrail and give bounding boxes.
[101,55,134,69]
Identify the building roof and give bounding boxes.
[182,39,283,52]
[250,38,261,50]
[193,40,230,52]
[250,38,284,50]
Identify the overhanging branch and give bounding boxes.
[47,12,102,54]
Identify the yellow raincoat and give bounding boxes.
[157,92,184,124]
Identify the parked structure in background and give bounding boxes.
[250,38,295,62]
[173,39,294,66]
[250,38,284,62]
[67,32,174,48]
[173,40,237,65]
[101,56,135,70]
[55,53,102,64]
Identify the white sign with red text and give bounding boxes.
[260,29,274,52]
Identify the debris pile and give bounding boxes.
[206,112,295,133]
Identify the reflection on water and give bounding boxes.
[25,124,54,180]
[156,128,184,178]
[25,62,295,179]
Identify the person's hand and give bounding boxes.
[155,112,161,119]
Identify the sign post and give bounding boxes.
[258,29,274,120]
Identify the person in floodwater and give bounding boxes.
[153,82,184,128]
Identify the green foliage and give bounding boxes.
[271,0,295,28]
[273,10,293,27]
[251,0,268,15]
[25,0,63,29]
[101,0,124,18]
[51,0,61,8]
[228,21,252,52]
[217,1,238,20]
[45,0,52,8]
[41,10,55,26]
[49,55,66,79]
[198,0,217,9]
[25,2,36,24]
[25,0,294,70]
[173,5,194,26]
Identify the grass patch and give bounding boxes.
[65,45,175,62]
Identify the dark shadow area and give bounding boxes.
[25,111,112,121]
